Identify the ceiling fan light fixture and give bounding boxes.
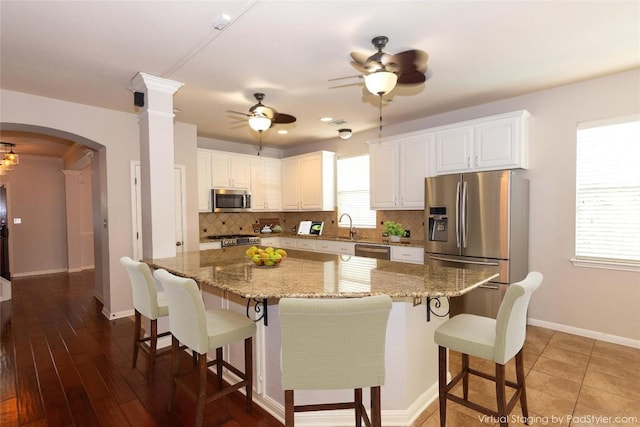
[248,115,271,132]
[338,129,352,140]
[364,70,398,96]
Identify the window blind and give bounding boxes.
[575,118,640,263]
[337,155,376,228]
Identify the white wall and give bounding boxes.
[0,89,200,317]
[285,69,640,344]
[3,155,67,276]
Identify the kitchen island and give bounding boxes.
[144,247,498,426]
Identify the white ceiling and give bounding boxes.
[1,0,638,156]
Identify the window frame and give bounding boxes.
[571,115,640,272]
[336,154,376,229]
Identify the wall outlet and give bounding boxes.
[13,218,21,224]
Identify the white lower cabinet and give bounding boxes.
[314,240,356,255]
[390,246,424,264]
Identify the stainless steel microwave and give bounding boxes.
[211,189,251,212]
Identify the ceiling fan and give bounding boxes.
[227,93,297,133]
[350,35,429,96]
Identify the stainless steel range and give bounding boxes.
[207,234,261,247]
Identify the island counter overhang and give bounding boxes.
[143,247,498,426]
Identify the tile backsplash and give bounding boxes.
[199,209,425,241]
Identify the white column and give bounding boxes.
[62,170,82,272]
[132,72,184,259]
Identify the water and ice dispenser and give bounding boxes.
[428,206,448,242]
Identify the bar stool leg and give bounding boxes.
[438,346,447,427]
[216,347,223,389]
[496,363,508,427]
[516,350,529,420]
[284,390,294,426]
[132,310,142,369]
[355,388,363,427]
[371,386,381,427]
[169,336,180,412]
[195,354,207,427]
[245,337,253,413]
[462,353,469,400]
[147,319,158,382]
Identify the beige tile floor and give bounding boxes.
[411,326,640,427]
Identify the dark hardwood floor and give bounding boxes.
[0,270,284,427]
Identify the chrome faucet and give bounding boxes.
[339,213,356,240]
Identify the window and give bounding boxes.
[337,155,376,228]
[574,117,640,269]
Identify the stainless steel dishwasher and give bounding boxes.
[354,244,390,260]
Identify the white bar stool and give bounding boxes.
[279,295,393,427]
[153,268,256,427]
[434,271,543,427]
[120,256,171,382]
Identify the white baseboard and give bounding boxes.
[528,318,640,349]
[102,307,135,320]
[12,268,68,278]
[0,277,11,302]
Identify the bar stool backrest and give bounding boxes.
[280,295,392,391]
[153,269,209,355]
[494,271,543,364]
[120,256,161,320]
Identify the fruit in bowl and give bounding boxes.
[245,246,287,267]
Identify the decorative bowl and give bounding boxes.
[244,246,287,267]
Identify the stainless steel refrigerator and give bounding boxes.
[425,170,529,318]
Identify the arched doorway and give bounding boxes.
[0,123,109,303]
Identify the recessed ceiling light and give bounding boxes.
[278,130,288,135]
[320,117,333,122]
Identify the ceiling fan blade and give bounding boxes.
[328,74,363,82]
[227,109,250,117]
[383,49,428,74]
[273,113,296,124]
[397,71,426,84]
[350,51,369,65]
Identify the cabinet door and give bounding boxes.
[474,117,522,170]
[390,246,424,264]
[369,141,398,209]
[229,156,250,188]
[300,154,323,209]
[263,158,282,211]
[211,154,231,187]
[197,150,212,211]
[250,158,267,210]
[399,134,431,208]
[281,157,300,210]
[434,126,473,174]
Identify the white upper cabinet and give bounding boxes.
[281,151,335,211]
[251,157,282,211]
[211,151,251,189]
[433,110,530,174]
[370,132,432,210]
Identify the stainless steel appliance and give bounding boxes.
[211,189,252,212]
[355,244,391,260]
[425,170,529,317]
[207,234,260,247]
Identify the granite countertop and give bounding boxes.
[145,247,497,300]
[200,233,425,248]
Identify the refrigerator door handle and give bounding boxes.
[461,181,468,248]
[455,182,461,248]
[428,255,500,267]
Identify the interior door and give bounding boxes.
[132,163,185,260]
